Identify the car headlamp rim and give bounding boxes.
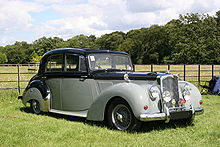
[183,83,191,96]
[149,85,160,101]
[182,83,191,100]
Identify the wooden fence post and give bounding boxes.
[151,64,153,72]
[17,64,21,94]
[168,64,170,71]
[198,64,201,84]
[212,64,214,78]
[184,64,186,81]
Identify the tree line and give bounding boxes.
[0,11,220,64]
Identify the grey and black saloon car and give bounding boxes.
[19,48,204,131]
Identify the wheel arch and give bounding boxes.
[178,81,202,109]
[22,80,51,112]
[87,83,149,121]
[26,80,50,99]
[104,96,129,121]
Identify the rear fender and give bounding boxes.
[23,80,51,112]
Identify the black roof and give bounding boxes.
[42,48,129,57]
[38,48,130,74]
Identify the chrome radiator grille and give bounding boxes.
[161,76,179,107]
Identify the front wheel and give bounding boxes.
[30,99,41,114]
[107,99,141,131]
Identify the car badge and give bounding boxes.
[124,74,130,83]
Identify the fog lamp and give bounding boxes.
[171,99,176,105]
[162,91,171,102]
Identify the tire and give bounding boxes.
[107,98,141,131]
[30,99,41,114]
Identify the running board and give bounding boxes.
[49,109,88,118]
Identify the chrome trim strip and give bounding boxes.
[43,93,51,112]
[49,109,88,117]
[190,104,195,120]
[165,106,170,123]
[139,106,203,122]
[43,99,50,112]
[195,108,204,115]
[140,113,166,121]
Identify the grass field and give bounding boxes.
[0,90,219,146]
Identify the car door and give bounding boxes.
[44,53,63,110]
[61,53,93,111]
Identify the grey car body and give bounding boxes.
[19,48,204,131]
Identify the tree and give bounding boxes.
[95,31,125,51]
[214,10,220,30]
[166,13,220,64]
[30,51,42,63]
[3,41,31,64]
[33,37,64,56]
[0,52,8,63]
[66,35,96,49]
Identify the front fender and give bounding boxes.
[87,82,151,121]
[179,81,202,109]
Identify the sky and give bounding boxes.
[0,0,220,46]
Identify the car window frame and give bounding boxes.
[43,53,88,76]
[88,53,133,71]
[44,53,64,73]
[63,53,88,74]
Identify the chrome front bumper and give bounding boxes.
[139,107,204,122]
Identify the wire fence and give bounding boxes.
[0,64,220,94]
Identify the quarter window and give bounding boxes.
[65,54,86,72]
[46,54,63,72]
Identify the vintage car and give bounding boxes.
[18,48,204,131]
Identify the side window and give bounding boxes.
[45,54,63,72]
[65,54,86,72]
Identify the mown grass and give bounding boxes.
[0,90,219,146]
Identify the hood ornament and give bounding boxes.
[124,74,130,83]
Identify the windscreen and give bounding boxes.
[89,53,133,71]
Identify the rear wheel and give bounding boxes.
[30,99,41,114]
[107,99,141,131]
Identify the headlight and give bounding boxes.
[162,91,171,102]
[182,83,191,100]
[149,86,160,101]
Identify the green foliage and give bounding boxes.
[32,36,64,56]
[0,52,8,63]
[3,41,30,64]
[30,51,42,63]
[1,11,220,64]
[66,34,96,49]
[167,13,220,64]
[96,31,125,51]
